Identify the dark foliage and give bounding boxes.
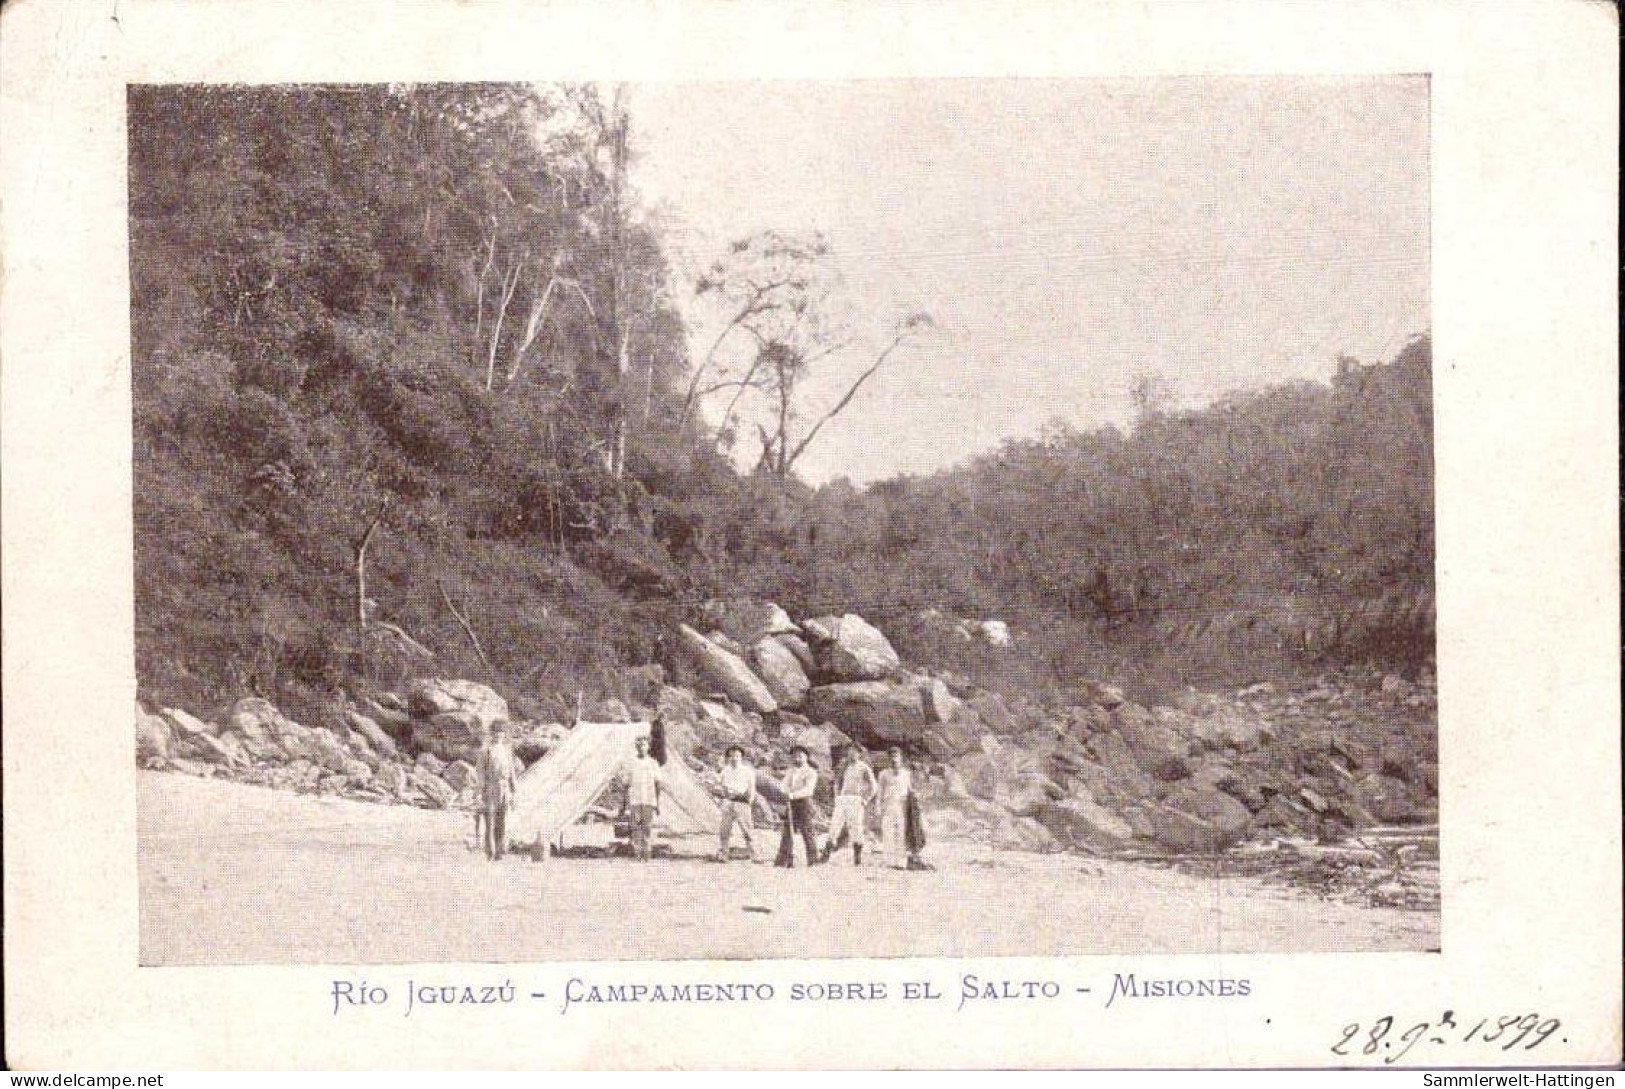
[130,83,1433,721]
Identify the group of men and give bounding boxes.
[718,742,930,871]
[472,720,930,871]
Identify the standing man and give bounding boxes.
[477,719,519,861]
[774,745,822,867]
[716,744,759,863]
[876,746,915,870]
[622,734,663,862]
[823,746,877,865]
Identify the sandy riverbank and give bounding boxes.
[137,771,1438,965]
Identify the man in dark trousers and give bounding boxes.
[774,745,822,867]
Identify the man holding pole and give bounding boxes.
[774,745,822,867]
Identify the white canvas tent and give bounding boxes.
[506,721,722,850]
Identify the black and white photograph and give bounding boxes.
[2,0,1617,1073]
[129,77,1439,965]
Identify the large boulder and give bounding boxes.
[676,624,777,714]
[1086,730,1154,800]
[802,614,900,681]
[978,620,1012,647]
[411,711,487,764]
[1357,774,1418,823]
[919,676,961,724]
[751,637,811,709]
[1112,702,1191,780]
[693,700,761,752]
[408,767,456,809]
[954,748,1062,816]
[345,710,398,759]
[966,691,1017,735]
[136,706,171,764]
[991,814,1060,853]
[307,728,355,775]
[228,697,289,744]
[774,633,817,676]
[921,708,986,761]
[1032,796,1135,851]
[442,759,478,794]
[702,600,799,645]
[804,681,925,748]
[161,707,217,739]
[360,697,413,740]
[1146,784,1254,852]
[376,762,409,799]
[1180,708,1269,752]
[406,679,508,726]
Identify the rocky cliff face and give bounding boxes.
[137,599,1438,859]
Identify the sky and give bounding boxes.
[627,78,1429,485]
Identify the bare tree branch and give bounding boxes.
[784,322,924,471]
[437,577,494,676]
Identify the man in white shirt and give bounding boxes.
[876,746,914,869]
[476,720,519,861]
[716,744,759,863]
[774,745,823,867]
[622,734,663,862]
[823,746,878,865]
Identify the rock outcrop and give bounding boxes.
[802,614,900,681]
[751,636,811,709]
[676,624,778,714]
[804,680,925,748]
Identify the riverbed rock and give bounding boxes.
[1032,795,1135,851]
[774,633,818,676]
[703,599,799,645]
[408,768,456,808]
[412,710,488,763]
[406,678,509,726]
[345,710,398,758]
[920,676,962,724]
[804,680,926,748]
[966,691,1017,735]
[441,759,478,794]
[136,706,171,764]
[921,708,986,760]
[802,614,900,681]
[161,707,217,739]
[227,697,288,744]
[1147,784,1254,852]
[751,636,811,709]
[677,624,777,714]
[376,762,409,799]
[1112,702,1191,780]
[954,747,1061,816]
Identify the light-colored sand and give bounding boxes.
[137,771,1438,965]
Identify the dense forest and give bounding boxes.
[130,83,1433,725]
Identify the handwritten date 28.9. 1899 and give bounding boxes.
[1332,1010,1562,1064]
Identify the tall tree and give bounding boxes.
[691,230,932,477]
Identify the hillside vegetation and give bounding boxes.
[130,83,1433,726]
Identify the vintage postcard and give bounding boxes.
[2,0,1618,1072]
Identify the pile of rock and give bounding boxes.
[673,601,1437,858]
[135,678,563,813]
[137,595,1438,863]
